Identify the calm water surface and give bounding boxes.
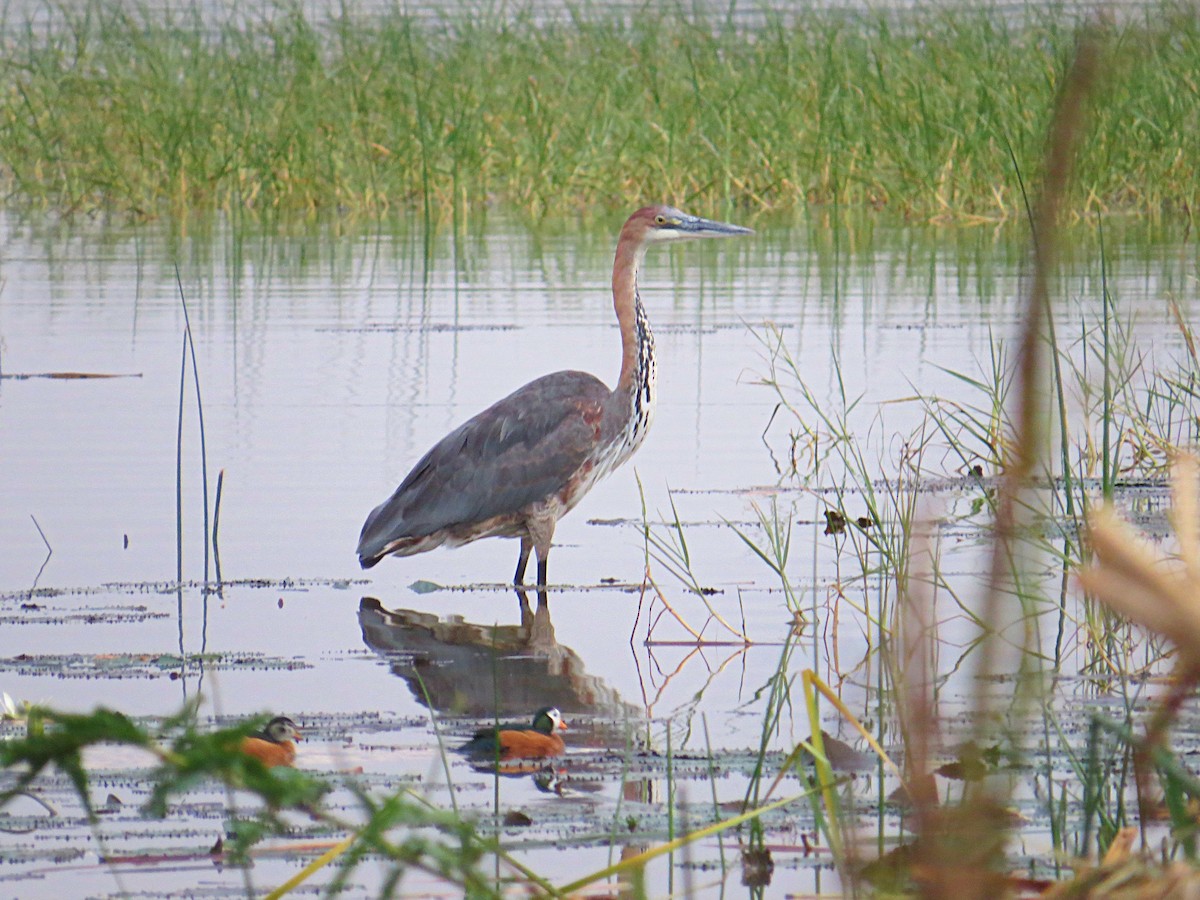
[1,210,1196,896]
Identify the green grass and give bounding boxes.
[0,1,1197,221]
[734,30,1200,891]
[7,15,1200,898]
[0,701,808,897]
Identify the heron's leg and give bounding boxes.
[514,537,533,585]
[526,514,555,587]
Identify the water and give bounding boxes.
[1,209,1196,896]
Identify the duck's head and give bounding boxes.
[532,707,568,734]
[263,715,302,744]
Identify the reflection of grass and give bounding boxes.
[174,270,212,589]
[3,1,1199,219]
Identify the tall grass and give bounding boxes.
[0,0,1197,220]
[735,20,1200,893]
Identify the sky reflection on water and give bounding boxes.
[1,209,1196,896]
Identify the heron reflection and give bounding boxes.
[358,589,631,719]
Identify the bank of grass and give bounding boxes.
[0,0,1197,221]
[731,28,1200,896]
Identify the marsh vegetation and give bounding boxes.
[3,2,1200,898]
[1,0,1198,220]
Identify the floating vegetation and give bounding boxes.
[0,575,367,604]
[0,651,312,680]
[0,603,169,628]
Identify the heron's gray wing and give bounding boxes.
[358,371,610,558]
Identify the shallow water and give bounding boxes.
[1,209,1196,896]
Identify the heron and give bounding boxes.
[357,205,752,585]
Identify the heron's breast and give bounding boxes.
[560,459,599,513]
[605,373,657,475]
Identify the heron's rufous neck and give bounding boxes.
[612,229,649,394]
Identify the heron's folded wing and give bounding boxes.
[359,371,611,550]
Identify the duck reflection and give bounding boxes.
[358,588,628,718]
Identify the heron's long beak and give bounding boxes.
[678,214,754,238]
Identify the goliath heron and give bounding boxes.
[357,205,752,585]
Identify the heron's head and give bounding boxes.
[624,205,753,248]
[265,716,302,743]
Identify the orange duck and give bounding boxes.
[240,716,302,768]
[459,707,568,760]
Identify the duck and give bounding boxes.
[240,715,302,768]
[458,707,568,760]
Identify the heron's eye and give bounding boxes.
[654,214,666,225]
